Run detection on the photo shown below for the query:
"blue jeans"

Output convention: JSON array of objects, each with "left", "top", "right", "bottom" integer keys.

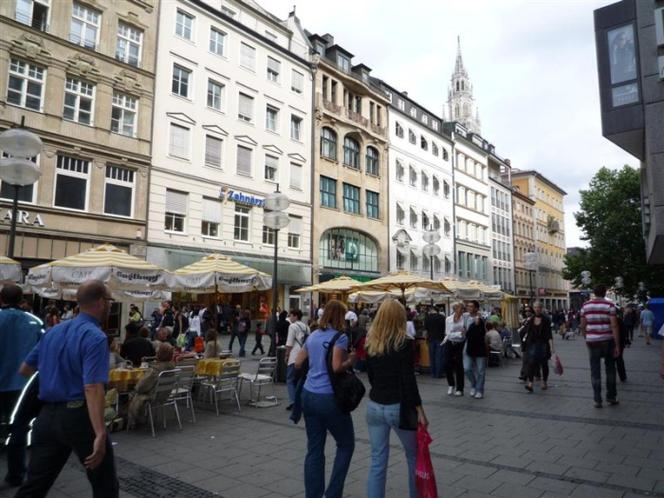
[
  {"left": 286, "top": 364, "right": 296, "bottom": 404},
  {"left": 428, "top": 340, "right": 445, "bottom": 378},
  {"left": 463, "top": 354, "right": 487, "bottom": 394},
  {"left": 302, "top": 389, "right": 355, "bottom": 498},
  {"left": 366, "top": 400, "right": 417, "bottom": 498}
]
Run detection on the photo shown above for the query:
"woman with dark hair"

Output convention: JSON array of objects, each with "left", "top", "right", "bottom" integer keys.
[
  {"left": 524, "top": 301, "right": 554, "bottom": 392},
  {"left": 276, "top": 310, "right": 290, "bottom": 347},
  {"left": 294, "top": 300, "right": 356, "bottom": 498},
  {"left": 203, "top": 329, "right": 223, "bottom": 359}
]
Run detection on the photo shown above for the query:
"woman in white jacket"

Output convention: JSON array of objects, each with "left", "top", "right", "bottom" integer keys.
[{"left": 444, "top": 302, "right": 467, "bottom": 396}]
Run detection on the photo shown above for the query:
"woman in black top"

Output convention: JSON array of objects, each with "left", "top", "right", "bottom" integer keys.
[
  {"left": 365, "top": 299, "right": 428, "bottom": 498},
  {"left": 524, "top": 301, "right": 554, "bottom": 392}
]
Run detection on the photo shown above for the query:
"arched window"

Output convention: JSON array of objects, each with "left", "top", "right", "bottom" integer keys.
[
  {"left": 396, "top": 159, "right": 404, "bottom": 182},
  {"left": 409, "top": 207, "right": 417, "bottom": 228},
  {"left": 433, "top": 215, "right": 441, "bottom": 231},
  {"left": 421, "top": 172, "right": 429, "bottom": 192},
  {"left": 461, "top": 80, "right": 465, "bottom": 91},
  {"left": 395, "top": 122, "right": 404, "bottom": 138},
  {"left": 432, "top": 176, "right": 440, "bottom": 196},
  {"left": 443, "top": 180, "right": 450, "bottom": 199},
  {"left": 445, "top": 256, "right": 452, "bottom": 274},
  {"left": 444, "top": 218, "right": 451, "bottom": 237},
  {"left": 420, "top": 136, "right": 428, "bottom": 151},
  {"left": 454, "top": 105, "right": 459, "bottom": 118},
  {"left": 319, "top": 228, "right": 379, "bottom": 273},
  {"left": 409, "top": 165, "right": 417, "bottom": 187},
  {"left": 432, "top": 142, "right": 439, "bottom": 156},
  {"left": 408, "top": 129, "right": 416, "bottom": 144},
  {"left": 396, "top": 204, "right": 405, "bottom": 224},
  {"left": 434, "top": 256, "right": 442, "bottom": 274},
  {"left": 455, "top": 81, "right": 459, "bottom": 91},
  {"left": 443, "top": 149, "right": 449, "bottom": 161},
  {"left": 366, "top": 146, "right": 379, "bottom": 176},
  {"left": 343, "top": 135, "right": 359, "bottom": 169},
  {"left": 320, "top": 127, "right": 337, "bottom": 160},
  {"left": 421, "top": 211, "right": 429, "bottom": 230}
]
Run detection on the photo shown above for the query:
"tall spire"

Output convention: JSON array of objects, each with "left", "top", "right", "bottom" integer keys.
[
  {"left": 446, "top": 35, "right": 481, "bottom": 134},
  {"left": 455, "top": 36, "right": 466, "bottom": 74}
]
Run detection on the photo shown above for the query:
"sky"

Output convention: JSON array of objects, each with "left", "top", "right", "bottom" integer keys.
[{"left": 268, "top": 0, "right": 638, "bottom": 248}]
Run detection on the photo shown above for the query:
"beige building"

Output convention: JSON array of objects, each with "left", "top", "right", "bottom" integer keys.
[
  {"left": 0, "top": 0, "right": 156, "bottom": 276},
  {"left": 308, "top": 33, "right": 390, "bottom": 284},
  {"left": 511, "top": 188, "right": 536, "bottom": 303}
]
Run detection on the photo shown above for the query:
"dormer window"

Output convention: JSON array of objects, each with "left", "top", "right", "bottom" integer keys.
[
  {"left": 315, "top": 42, "right": 326, "bottom": 56},
  {"left": 398, "top": 99, "right": 405, "bottom": 111},
  {"left": 337, "top": 54, "right": 350, "bottom": 72},
  {"left": 409, "top": 107, "right": 417, "bottom": 118}
]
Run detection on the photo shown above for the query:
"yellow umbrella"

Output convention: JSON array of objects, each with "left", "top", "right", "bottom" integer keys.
[
  {"left": 296, "top": 276, "right": 361, "bottom": 294},
  {"left": 0, "top": 256, "right": 22, "bottom": 283},
  {"left": 440, "top": 278, "right": 482, "bottom": 299},
  {"left": 352, "top": 271, "right": 451, "bottom": 301},
  {"left": 171, "top": 253, "right": 271, "bottom": 294}
]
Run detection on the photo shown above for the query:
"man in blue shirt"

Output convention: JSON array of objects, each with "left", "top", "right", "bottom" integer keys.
[
  {"left": 0, "top": 284, "right": 43, "bottom": 486},
  {"left": 15, "top": 280, "right": 119, "bottom": 498}
]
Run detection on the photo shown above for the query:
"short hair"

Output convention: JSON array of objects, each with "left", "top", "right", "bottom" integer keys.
[
  {"left": 470, "top": 300, "right": 480, "bottom": 310},
  {"left": 138, "top": 326, "right": 150, "bottom": 338},
  {"left": 156, "top": 342, "right": 173, "bottom": 362},
  {"left": 77, "top": 280, "right": 112, "bottom": 306},
  {"left": 486, "top": 322, "right": 495, "bottom": 330},
  {"left": 0, "top": 284, "right": 23, "bottom": 306},
  {"left": 289, "top": 309, "right": 303, "bottom": 320},
  {"left": 593, "top": 284, "right": 607, "bottom": 298},
  {"left": 125, "top": 322, "right": 139, "bottom": 337},
  {"left": 319, "top": 300, "right": 347, "bottom": 331}
]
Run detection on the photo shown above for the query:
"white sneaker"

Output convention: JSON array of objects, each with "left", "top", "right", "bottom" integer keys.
[
  {"left": 474, "top": 392, "right": 483, "bottom": 399},
  {"left": 454, "top": 391, "right": 463, "bottom": 396},
  {"left": 447, "top": 386, "right": 454, "bottom": 396},
  {"left": 470, "top": 388, "right": 476, "bottom": 397}
]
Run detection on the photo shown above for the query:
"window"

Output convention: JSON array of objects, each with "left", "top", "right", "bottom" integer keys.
[
  {"left": 7, "top": 58, "right": 45, "bottom": 111},
  {"left": 444, "top": 181, "right": 450, "bottom": 199},
  {"left": 291, "top": 70, "right": 304, "bottom": 94},
  {"left": 433, "top": 215, "right": 441, "bottom": 231},
  {"left": 54, "top": 155, "right": 89, "bottom": 211},
  {"left": 396, "top": 160, "right": 404, "bottom": 182},
  {"left": 262, "top": 225, "right": 276, "bottom": 245},
  {"left": 267, "top": 57, "right": 280, "bottom": 82},
  {"left": 395, "top": 122, "right": 404, "bottom": 138},
  {"left": 443, "top": 149, "right": 449, "bottom": 161},
  {"left": 320, "top": 127, "right": 337, "bottom": 160},
  {"left": 409, "top": 166, "right": 417, "bottom": 187},
  {"left": 396, "top": 204, "right": 405, "bottom": 224},
  {"left": 63, "top": 77, "right": 94, "bottom": 125},
  {"left": 397, "top": 251, "right": 405, "bottom": 270},
  {"left": 265, "top": 105, "right": 279, "bottom": 131},
  {"left": 366, "top": 190, "right": 379, "bottom": 219},
  {"left": 175, "top": 9, "right": 193, "bottom": 40},
  {"left": 104, "top": 165, "right": 134, "bottom": 217},
  {"left": 408, "top": 129, "right": 416, "bottom": 144},
  {"left": 343, "top": 136, "right": 359, "bottom": 169},
  {"left": 0, "top": 154, "right": 37, "bottom": 203},
  {"left": 207, "top": 79, "right": 224, "bottom": 110},
  {"left": 236, "top": 145, "right": 252, "bottom": 176},
  {"left": 288, "top": 216, "right": 302, "bottom": 248},
  {"left": 116, "top": 22, "right": 142, "bottom": 66},
  {"left": 111, "top": 91, "right": 137, "bottom": 136},
  {"left": 70, "top": 2, "right": 100, "bottom": 49},
  {"left": 290, "top": 115, "right": 302, "bottom": 141},
  {"left": 337, "top": 54, "right": 350, "bottom": 72},
  {"left": 422, "top": 211, "right": 430, "bottom": 230},
  {"left": 209, "top": 27, "right": 225, "bottom": 56},
  {"left": 398, "top": 99, "right": 405, "bottom": 111},
  {"left": 201, "top": 197, "right": 221, "bottom": 237},
  {"left": 169, "top": 123, "right": 189, "bottom": 159},
  {"left": 421, "top": 173, "right": 429, "bottom": 192},
  {"left": 233, "top": 205, "right": 250, "bottom": 241},
  {"left": 221, "top": 5, "right": 236, "bottom": 17},
  {"left": 432, "top": 143, "right": 439, "bottom": 156},
  {"left": 410, "top": 207, "right": 417, "bottom": 228},
  {"left": 421, "top": 136, "right": 428, "bottom": 151},
  {"left": 240, "top": 43, "right": 256, "bottom": 70},
  {"left": 290, "top": 162, "right": 302, "bottom": 190},
  {"left": 264, "top": 154, "right": 278, "bottom": 182},
  {"left": 410, "top": 107, "right": 417, "bottom": 118},
  {"left": 432, "top": 176, "right": 440, "bottom": 196},
  {"left": 365, "top": 147, "right": 379, "bottom": 176},
  {"left": 204, "top": 135, "right": 222, "bottom": 168},
  {"left": 319, "top": 228, "right": 378, "bottom": 272},
  {"left": 172, "top": 64, "right": 191, "bottom": 98},
  {"left": 411, "top": 251, "right": 419, "bottom": 271},
  {"left": 15, "top": 0, "right": 49, "bottom": 31},
  {"left": 238, "top": 93, "right": 254, "bottom": 122},
  {"left": 165, "top": 189, "right": 187, "bottom": 232},
  {"left": 320, "top": 176, "right": 337, "bottom": 208}
]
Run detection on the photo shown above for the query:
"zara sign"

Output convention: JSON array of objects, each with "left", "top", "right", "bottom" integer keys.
[{"left": 2, "top": 209, "right": 45, "bottom": 227}]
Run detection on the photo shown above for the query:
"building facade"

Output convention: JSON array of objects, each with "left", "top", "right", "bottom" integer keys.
[
  {"left": 510, "top": 187, "right": 536, "bottom": 303},
  {"left": 308, "top": 33, "right": 389, "bottom": 284},
  {"left": 147, "top": 0, "right": 313, "bottom": 311},
  {"left": 0, "top": 0, "right": 156, "bottom": 271},
  {"left": 378, "top": 82, "right": 454, "bottom": 278},
  {"left": 446, "top": 37, "right": 481, "bottom": 134},
  {"left": 511, "top": 170, "right": 568, "bottom": 310},
  {"left": 489, "top": 156, "right": 514, "bottom": 293}
]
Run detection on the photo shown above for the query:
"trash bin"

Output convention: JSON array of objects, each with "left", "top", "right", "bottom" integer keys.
[{"left": 275, "top": 345, "right": 287, "bottom": 383}]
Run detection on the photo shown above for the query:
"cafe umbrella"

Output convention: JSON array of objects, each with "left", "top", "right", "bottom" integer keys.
[
  {"left": 351, "top": 271, "right": 451, "bottom": 302},
  {"left": 0, "top": 256, "right": 22, "bottom": 284}
]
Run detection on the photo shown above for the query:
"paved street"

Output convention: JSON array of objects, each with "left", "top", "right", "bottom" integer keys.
[{"left": 1, "top": 335, "right": 663, "bottom": 498}]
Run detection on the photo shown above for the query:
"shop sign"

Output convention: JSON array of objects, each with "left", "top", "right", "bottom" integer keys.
[
  {"left": 219, "top": 186, "right": 264, "bottom": 208},
  {"left": 2, "top": 209, "right": 45, "bottom": 227}
]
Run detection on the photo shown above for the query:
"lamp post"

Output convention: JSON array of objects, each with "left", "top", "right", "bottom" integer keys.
[
  {"left": 422, "top": 226, "right": 441, "bottom": 306},
  {"left": 263, "top": 186, "right": 290, "bottom": 356},
  {"left": 614, "top": 276, "right": 624, "bottom": 306},
  {"left": 525, "top": 251, "right": 538, "bottom": 306},
  {"left": 581, "top": 270, "right": 592, "bottom": 304},
  {"left": 0, "top": 121, "right": 43, "bottom": 259}
]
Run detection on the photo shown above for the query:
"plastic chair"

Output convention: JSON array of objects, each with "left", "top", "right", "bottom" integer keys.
[
  {"left": 170, "top": 365, "right": 196, "bottom": 423},
  {"left": 239, "top": 357, "right": 278, "bottom": 406}
]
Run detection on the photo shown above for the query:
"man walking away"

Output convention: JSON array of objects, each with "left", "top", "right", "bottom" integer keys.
[
  {"left": 0, "top": 284, "right": 43, "bottom": 487},
  {"left": 580, "top": 284, "right": 621, "bottom": 408},
  {"left": 640, "top": 303, "right": 655, "bottom": 346},
  {"left": 16, "top": 280, "right": 119, "bottom": 497},
  {"left": 424, "top": 307, "right": 446, "bottom": 378}
]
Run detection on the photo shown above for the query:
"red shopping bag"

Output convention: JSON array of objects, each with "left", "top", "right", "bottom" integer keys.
[
  {"left": 416, "top": 424, "right": 438, "bottom": 498},
  {"left": 554, "top": 354, "right": 564, "bottom": 376}
]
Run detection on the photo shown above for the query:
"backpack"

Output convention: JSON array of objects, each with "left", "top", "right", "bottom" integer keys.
[{"left": 325, "top": 332, "right": 365, "bottom": 413}]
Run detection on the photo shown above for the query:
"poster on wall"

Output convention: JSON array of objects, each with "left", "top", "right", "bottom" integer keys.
[
  {"left": 607, "top": 24, "right": 637, "bottom": 85},
  {"left": 327, "top": 233, "right": 359, "bottom": 262}
]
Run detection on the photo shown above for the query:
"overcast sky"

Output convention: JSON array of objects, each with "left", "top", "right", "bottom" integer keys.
[{"left": 269, "top": 0, "right": 637, "bottom": 247}]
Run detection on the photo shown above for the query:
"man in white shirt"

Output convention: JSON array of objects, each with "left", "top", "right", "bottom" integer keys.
[{"left": 285, "top": 309, "right": 309, "bottom": 410}]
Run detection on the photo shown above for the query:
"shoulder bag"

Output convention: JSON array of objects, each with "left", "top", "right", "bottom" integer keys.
[{"left": 326, "top": 331, "right": 365, "bottom": 413}]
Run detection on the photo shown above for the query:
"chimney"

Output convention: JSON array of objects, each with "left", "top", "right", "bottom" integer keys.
[
  {"left": 402, "top": 91, "right": 408, "bottom": 97},
  {"left": 504, "top": 158, "right": 511, "bottom": 166},
  {"left": 322, "top": 33, "right": 334, "bottom": 45}
]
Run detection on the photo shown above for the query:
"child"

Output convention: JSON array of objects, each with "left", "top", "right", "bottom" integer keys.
[{"left": 252, "top": 321, "right": 265, "bottom": 355}]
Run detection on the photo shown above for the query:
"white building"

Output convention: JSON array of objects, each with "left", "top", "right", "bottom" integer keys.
[
  {"left": 147, "top": 0, "right": 313, "bottom": 311},
  {"left": 378, "top": 82, "right": 455, "bottom": 278},
  {"left": 489, "top": 157, "right": 515, "bottom": 293}
]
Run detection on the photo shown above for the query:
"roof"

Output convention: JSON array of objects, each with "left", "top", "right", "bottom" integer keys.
[
  {"left": 511, "top": 170, "right": 567, "bottom": 196},
  {"left": 512, "top": 188, "right": 535, "bottom": 205}
]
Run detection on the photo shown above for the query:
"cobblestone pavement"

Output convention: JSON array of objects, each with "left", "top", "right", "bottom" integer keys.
[{"left": 1, "top": 335, "right": 663, "bottom": 498}]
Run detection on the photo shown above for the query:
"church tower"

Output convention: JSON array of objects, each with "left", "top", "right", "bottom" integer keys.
[{"left": 446, "top": 36, "right": 481, "bottom": 134}]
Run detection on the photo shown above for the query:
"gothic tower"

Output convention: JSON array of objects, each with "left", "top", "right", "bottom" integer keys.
[{"left": 446, "top": 36, "right": 481, "bottom": 134}]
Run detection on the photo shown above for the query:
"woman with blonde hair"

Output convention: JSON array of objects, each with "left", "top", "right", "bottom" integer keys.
[
  {"left": 365, "top": 299, "right": 428, "bottom": 498},
  {"left": 294, "top": 299, "right": 356, "bottom": 498}
]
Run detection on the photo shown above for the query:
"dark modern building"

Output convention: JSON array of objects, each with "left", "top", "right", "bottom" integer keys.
[{"left": 594, "top": 0, "right": 664, "bottom": 264}]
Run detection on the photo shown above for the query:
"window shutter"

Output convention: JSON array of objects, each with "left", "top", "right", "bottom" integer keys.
[
  {"left": 290, "top": 162, "right": 302, "bottom": 189},
  {"left": 237, "top": 146, "right": 252, "bottom": 175},
  {"left": 202, "top": 198, "right": 222, "bottom": 223},
  {"left": 239, "top": 93, "right": 253, "bottom": 118},
  {"left": 267, "top": 57, "right": 280, "bottom": 72},
  {"left": 292, "top": 70, "right": 303, "bottom": 92},
  {"left": 288, "top": 215, "right": 302, "bottom": 234},
  {"left": 166, "top": 189, "right": 187, "bottom": 214},
  {"left": 205, "top": 135, "right": 222, "bottom": 168},
  {"left": 169, "top": 124, "right": 189, "bottom": 158}
]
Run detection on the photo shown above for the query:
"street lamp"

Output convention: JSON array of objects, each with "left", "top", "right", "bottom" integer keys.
[
  {"left": 263, "top": 186, "right": 289, "bottom": 356},
  {"left": 614, "top": 276, "right": 624, "bottom": 305},
  {"left": 525, "top": 251, "right": 538, "bottom": 305},
  {"left": 422, "top": 226, "right": 441, "bottom": 281},
  {"left": 0, "top": 121, "right": 42, "bottom": 259}
]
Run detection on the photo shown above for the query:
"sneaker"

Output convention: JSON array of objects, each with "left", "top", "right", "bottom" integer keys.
[
  {"left": 454, "top": 391, "right": 463, "bottom": 396},
  {"left": 607, "top": 399, "right": 619, "bottom": 406},
  {"left": 470, "top": 388, "right": 477, "bottom": 397},
  {"left": 474, "top": 392, "right": 483, "bottom": 399},
  {"left": 594, "top": 401, "right": 603, "bottom": 408},
  {"left": 447, "top": 386, "right": 454, "bottom": 396}
]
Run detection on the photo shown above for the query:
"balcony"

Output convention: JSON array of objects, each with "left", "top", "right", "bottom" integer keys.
[
  {"left": 347, "top": 108, "right": 368, "bottom": 128},
  {"left": 317, "top": 94, "right": 386, "bottom": 138},
  {"left": 322, "top": 99, "right": 341, "bottom": 115}
]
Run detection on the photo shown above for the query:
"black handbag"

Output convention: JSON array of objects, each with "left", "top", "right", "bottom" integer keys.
[{"left": 326, "top": 332, "right": 366, "bottom": 413}]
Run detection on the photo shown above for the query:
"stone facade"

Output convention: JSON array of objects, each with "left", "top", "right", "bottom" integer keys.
[{"left": 510, "top": 187, "right": 536, "bottom": 302}]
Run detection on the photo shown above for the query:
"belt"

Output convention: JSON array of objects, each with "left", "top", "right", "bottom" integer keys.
[{"left": 46, "top": 400, "right": 86, "bottom": 409}]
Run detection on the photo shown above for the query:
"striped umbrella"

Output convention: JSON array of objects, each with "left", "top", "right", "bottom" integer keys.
[
  {"left": 351, "top": 271, "right": 451, "bottom": 302},
  {"left": 171, "top": 253, "right": 271, "bottom": 294},
  {"left": 0, "top": 256, "right": 22, "bottom": 283}
]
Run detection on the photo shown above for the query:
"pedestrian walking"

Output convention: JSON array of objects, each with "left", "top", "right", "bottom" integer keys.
[
  {"left": 463, "top": 300, "right": 487, "bottom": 399},
  {"left": 285, "top": 309, "right": 309, "bottom": 410},
  {"left": 16, "top": 280, "right": 119, "bottom": 497},
  {"left": 523, "top": 301, "right": 554, "bottom": 393},
  {"left": 580, "top": 284, "right": 621, "bottom": 408},
  {"left": 518, "top": 306, "right": 534, "bottom": 381},
  {"left": 444, "top": 302, "right": 466, "bottom": 396},
  {"left": 424, "top": 306, "right": 446, "bottom": 379},
  {"left": 364, "top": 299, "right": 428, "bottom": 498},
  {"left": 251, "top": 321, "right": 265, "bottom": 355},
  {"left": 0, "top": 284, "right": 44, "bottom": 487},
  {"left": 294, "top": 300, "right": 356, "bottom": 498},
  {"left": 623, "top": 306, "right": 636, "bottom": 343},
  {"left": 640, "top": 303, "right": 655, "bottom": 345},
  {"left": 616, "top": 310, "right": 630, "bottom": 382}
]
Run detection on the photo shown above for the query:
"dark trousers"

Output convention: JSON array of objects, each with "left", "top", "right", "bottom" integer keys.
[
  {"left": 15, "top": 403, "right": 119, "bottom": 498},
  {"left": 252, "top": 334, "right": 265, "bottom": 355},
  {"left": 616, "top": 350, "right": 627, "bottom": 382},
  {"left": 588, "top": 340, "right": 617, "bottom": 403},
  {"left": 526, "top": 345, "right": 549, "bottom": 383},
  {"left": 445, "top": 342, "right": 465, "bottom": 392},
  {"left": 429, "top": 340, "right": 445, "bottom": 378}
]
